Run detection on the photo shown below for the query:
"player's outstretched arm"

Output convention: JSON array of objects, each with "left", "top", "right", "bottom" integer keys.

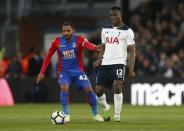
[
  {"left": 36, "top": 39, "right": 57, "bottom": 83},
  {"left": 127, "top": 44, "right": 136, "bottom": 79},
  {"left": 82, "top": 41, "right": 97, "bottom": 51}
]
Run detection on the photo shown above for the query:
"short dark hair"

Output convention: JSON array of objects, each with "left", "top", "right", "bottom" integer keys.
[
  {"left": 110, "top": 6, "right": 122, "bottom": 12},
  {"left": 63, "top": 21, "right": 74, "bottom": 28}
]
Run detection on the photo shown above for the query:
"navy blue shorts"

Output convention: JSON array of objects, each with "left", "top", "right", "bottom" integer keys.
[{"left": 96, "top": 64, "right": 126, "bottom": 88}]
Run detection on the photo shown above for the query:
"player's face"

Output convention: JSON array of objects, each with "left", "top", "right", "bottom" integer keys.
[
  {"left": 62, "top": 25, "right": 74, "bottom": 41},
  {"left": 110, "top": 10, "right": 122, "bottom": 26}
]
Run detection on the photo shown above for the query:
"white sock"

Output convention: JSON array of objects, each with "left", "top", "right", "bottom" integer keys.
[
  {"left": 114, "top": 93, "right": 123, "bottom": 116},
  {"left": 97, "top": 94, "right": 109, "bottom": 111}
]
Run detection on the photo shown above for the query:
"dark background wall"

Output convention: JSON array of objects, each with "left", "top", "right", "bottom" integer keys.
[
  {"left": 18, "top": 16, "right": 97, "bottom": 54},
  {"left": 6, "top": 77, "right": 184, "bottom": 103}
]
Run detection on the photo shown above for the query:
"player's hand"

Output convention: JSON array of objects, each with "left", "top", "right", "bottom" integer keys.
[
  {"left": 96, "top": 45, "right": 101, "bottom": 52},
  {"left": 93, "top": 59, "right": 102, "bottom": 68},
  {"left": 36, "top": 73, "right": 45, "bottom": 84},
  {"left": 128, "top": 69, "right": 135, "bottom": 80},
  {"left": 96, "top": 44, "right": 105, "bottom": 52}
]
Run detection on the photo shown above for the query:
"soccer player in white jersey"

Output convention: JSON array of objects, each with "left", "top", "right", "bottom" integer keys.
[{"left": 94, "top": 6, "right": 136, "bottom": 122}]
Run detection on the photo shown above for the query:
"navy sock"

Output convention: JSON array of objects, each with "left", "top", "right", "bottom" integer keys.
[
  {"left": 87, "top": 92, "right": 98, "bottom": 116},
  {"left": 60, "top": 92, "right": 69, "bottom": 115}
]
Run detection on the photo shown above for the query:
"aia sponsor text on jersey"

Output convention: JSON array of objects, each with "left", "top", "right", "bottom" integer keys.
[{"left": 105, "top": 37, "right": 119, "bottom": 44}]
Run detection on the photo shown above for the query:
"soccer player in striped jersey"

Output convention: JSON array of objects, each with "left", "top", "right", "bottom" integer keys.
[
  {"left": 36, "top": 22, "right": 104, "bottom": 122},
  {"left": 94, "top": 6, "right": 136, "bottom": 122}
]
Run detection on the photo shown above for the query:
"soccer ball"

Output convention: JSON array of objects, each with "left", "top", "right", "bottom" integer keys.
[{"left": 50, "top": 111, "right": 66, "bottom": 124}]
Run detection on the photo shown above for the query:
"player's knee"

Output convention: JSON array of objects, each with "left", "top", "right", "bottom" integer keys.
[
  {"left": 60, "top": 84, "right": 69, "bottom": 92},
  {"left": 95, "top": 86, "right": 104, "bottom": 97},
  {"left": 114, "top": 80, "right": 123, "bottom": 88},
  {"left": 84, "top": 87, "right": 93, "bottom": 93},
  {"left": 114, "top": 87, "right": 122, "bottom": 94},
  {"left": 113, "top": 81, "right": 123, "bottom": 94}
]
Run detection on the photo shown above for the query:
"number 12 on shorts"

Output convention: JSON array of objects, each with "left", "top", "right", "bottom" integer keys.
[{"left": 116, "top": 69, "right": 123, "bottom": 78}]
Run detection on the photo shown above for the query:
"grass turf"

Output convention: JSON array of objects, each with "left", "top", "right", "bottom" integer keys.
[{"left": 0, "top": 104, "right": 184, "bottom": 131}]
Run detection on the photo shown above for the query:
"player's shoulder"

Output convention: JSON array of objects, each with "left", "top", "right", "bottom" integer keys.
[
  {"left": 76, "top": 34, "right": 85, "bottom": 42},
  {"left": 51, "top": 37, "right": 61, "bottom": 47},
  {"left": 75, "top": 34, "right": 87, "bottom": 44},
  {"left": 76, "top": 34, "right": 84, "bottom": 39},
  {"left": 101, "top": 25, "right": 112, "bottom": 33},
  {"left": 119, "top": 24, "right": 133, "bottom": 31},
  {"left": 120, "top": 25, "right": 135, "bottom": 36},
  {"left": 53, "top": 37, "right": 60, "bottom": 42},
  {"left": 102, "top": 24, "right": 134, "bottom": 31}
]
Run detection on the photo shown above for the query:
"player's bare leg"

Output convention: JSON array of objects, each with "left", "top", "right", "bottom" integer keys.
[
  {"left": 113, "top": 80, "right": 124, "bottom": 122},
  {"left": 83, "top": 87, "right": 104, "bottom": 122},
  {"left": 60, "top": 84, "right": 70, "bottom": 122},
  {"left": 96, "top": 85, "right": 111, "bottom": 121}
]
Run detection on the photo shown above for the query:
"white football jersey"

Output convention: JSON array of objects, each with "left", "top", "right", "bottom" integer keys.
[{"left": 101, "top": 24, "right": 135, "bottom": 65}]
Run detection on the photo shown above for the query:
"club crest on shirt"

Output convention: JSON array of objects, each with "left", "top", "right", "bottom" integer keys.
[{"left": 118, "top": 32, "right": 121, "bottom": 36}]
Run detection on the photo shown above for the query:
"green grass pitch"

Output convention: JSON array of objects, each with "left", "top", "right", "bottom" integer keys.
[{"left": 0, "top": 104, "right": 184, "bottom": 131}]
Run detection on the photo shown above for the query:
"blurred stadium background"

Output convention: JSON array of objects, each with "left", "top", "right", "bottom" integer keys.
[
  {"left": 0, "top": 0, "right": 184, "bottom": 131},
  {"left": 0, "top": 0, "right": 184, "bottom": 105}
]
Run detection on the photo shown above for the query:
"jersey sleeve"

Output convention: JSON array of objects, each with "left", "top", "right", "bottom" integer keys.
[
  {"left": 101, "top": 28, "right": 106, "bottom": 44},
  {"left": 79, "top": 36, "right": 97, "bottom": 51},
  {"left": 126, "top": 29, "right": 135, "bottom": 45},
  {"left": 40, "top": 38, "right": 58, "bottom": 74}
]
